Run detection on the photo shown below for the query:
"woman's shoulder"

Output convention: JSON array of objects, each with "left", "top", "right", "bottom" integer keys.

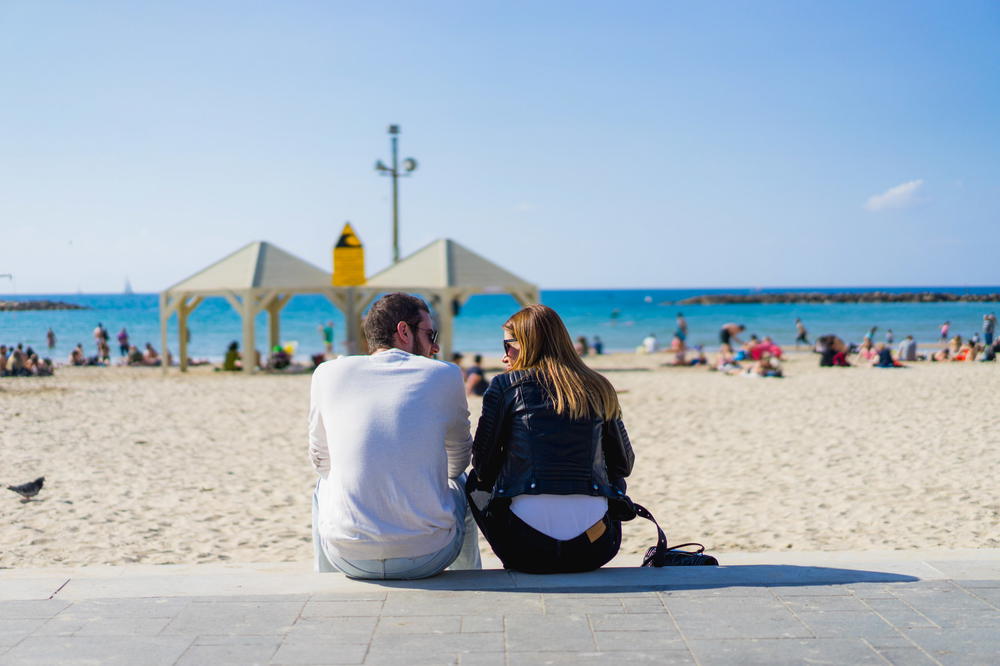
[{"left": 487, "top": 369, "right": 536, "bottom": 391}]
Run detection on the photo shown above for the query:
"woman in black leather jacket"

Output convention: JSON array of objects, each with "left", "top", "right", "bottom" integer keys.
[{"left": 466, "top": 304, "right": 634, "bottom": 574}]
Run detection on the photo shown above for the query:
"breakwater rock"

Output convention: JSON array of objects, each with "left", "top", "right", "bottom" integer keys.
[
  {"left": 676, "top": 292, "right": 1000, "bottom": 305},
  {"left": 0, "top": 300, "right": 89, "bottom": 311}
]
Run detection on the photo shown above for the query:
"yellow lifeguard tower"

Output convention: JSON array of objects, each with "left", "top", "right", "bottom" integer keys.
[{"left": 332, "top": 222, "right": 365, "bottom": 286}]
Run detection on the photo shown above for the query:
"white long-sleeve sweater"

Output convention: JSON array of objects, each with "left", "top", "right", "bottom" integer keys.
[{"left": 309, "top": 349, "right": 473, "bottom": 560}]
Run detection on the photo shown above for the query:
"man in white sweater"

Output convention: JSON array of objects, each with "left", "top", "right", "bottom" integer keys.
[{"left": 309, "top": 292, "right": 481, "bottom": 578}]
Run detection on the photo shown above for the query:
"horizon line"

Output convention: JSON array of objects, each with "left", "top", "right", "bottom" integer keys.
[{"left": 4, "top": 284, "right": 1000, "bottom": 297}]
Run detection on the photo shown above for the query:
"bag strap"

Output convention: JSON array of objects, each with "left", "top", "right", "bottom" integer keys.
[
  {"left": 632, "top": 502, "right": 669, "bottom": 566},
  {"left": 632, "top": 502, "right": 707, "bottom": 567}
]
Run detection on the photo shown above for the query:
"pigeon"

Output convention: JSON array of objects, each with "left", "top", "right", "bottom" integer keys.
[{"left": 7, "top": 477, "right": 44, "bottom": 500}]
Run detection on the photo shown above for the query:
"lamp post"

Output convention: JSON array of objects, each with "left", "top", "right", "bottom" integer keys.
[{"left": 375, "top": 125, "right": 418, "bottom": 264}]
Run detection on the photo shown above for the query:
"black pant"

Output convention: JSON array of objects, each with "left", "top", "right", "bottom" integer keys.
[{"left": 465, "top": 473, "right": 621, "bottom": 574}]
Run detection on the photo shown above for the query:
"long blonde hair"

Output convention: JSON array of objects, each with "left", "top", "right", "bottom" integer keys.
[{"left": 505, "top": 304, "right": 620, "bottom": 421}]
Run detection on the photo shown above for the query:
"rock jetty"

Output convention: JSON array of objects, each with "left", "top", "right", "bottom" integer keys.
[
  {"left": 676, "top": 292, "right": 1000, "bottom": 305},
  {"left": 0, "top": 300, "right": 88, "bottom": 311}
]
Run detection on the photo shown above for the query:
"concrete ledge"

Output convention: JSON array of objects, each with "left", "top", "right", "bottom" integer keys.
[{"left": 2, "top": 550, "right": 999, "bottom": 601}]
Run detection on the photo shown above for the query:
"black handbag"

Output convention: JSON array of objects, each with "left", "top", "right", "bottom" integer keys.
[{"left": 610, "top": 494, "right": 719, "bottom": 567}]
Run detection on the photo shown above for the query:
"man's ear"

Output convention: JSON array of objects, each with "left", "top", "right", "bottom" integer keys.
[{"left": 395, "top": 321, "right": 411, "bottom": 348}]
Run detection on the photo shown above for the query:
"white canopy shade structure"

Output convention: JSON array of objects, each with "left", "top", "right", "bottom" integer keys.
[
  {"left": 159, "top": 241, "right": 365, "bottom": 372},
  {"left": 359, "top": 238, "right": 539, "bottom": 359},
  {"left": 160, "top": 238, "right": 538, "bottom": 371}
]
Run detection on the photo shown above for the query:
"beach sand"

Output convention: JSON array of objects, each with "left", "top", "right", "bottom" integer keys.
[{"left": 2, "top": 353, "right": 998, "bottom": 568}]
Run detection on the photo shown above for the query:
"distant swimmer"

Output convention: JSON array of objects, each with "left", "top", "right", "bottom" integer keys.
[
  {"left": 610, "top": 308, "right": 621, "bottom": 319},
  {"left": 719, "top": 323, "right": 745, "bottom": 347},
  {"left": 675, "top": 313, "right": 688, "bottom": 343},
  {"left": 794, "top": 318, "right": 809, "bottom": 348}
]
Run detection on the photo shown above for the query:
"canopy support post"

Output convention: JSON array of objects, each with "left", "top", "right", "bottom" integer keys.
[
  {"left": 159, "top": 292, "right": 170, "bottom": 375},
  {"left": 242, "top": 290, "right": 257, "bottom": 373}
]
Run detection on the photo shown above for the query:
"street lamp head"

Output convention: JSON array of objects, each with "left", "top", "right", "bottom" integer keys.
[
  {"left": 375, "top": 160, "right": 389, "bottom": 172},
  {"left": 402, "top": 157, "right": 418, "bottom": 172},
  {"left": 388, "top": 125, "right": 400, "bottom": 135}
]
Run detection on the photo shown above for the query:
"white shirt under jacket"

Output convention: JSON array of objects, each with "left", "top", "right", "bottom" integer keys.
[{"left": 309, "top": 349, "right": 473, "bottom": 561}]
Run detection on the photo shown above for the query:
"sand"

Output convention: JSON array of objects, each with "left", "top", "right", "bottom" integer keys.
[{"left": 2, "top": 353, "right": 998, "bottom": 568}]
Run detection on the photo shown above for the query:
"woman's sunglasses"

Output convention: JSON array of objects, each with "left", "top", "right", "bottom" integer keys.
[{"left": 503, "top": 338, "right": 517, "bottom": 355}]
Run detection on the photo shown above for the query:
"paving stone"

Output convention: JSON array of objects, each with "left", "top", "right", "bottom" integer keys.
[
  {"left": 0, "top": 599, "right": 70, "bottom": 619},
  {"left": 361, "top": 652, "right": 456, "bottom": 665},
  {"left": 508, "top": 650, "right": 694, "bottom": 664},
  {"left": 376, "top": 615, "right": 462, "bottom": 634},
  {"left": 841, "top": 583, "right": 905, "bottom": 599},
  {"left": 310, "top": 591, "right": 388, "bottom": 601},
  {"left": 543, "top": 597, "right": 623, "bottom": 614},
  {"left": 505, "top": 615, "right": 594, "bottom": 652},
  {"left": 284, "top": 617, "right": 377, "bottom": 643},
  {"left": 687, "top": 637, "right": 885, "bottom": 665},
  {"left": 664, "top": 596, "right": 811, "bottom": 640},
  {"left": 0, "top": 635, "right": 194, "bottom": 666},
  {"left": 593, "top": 630, "right": 684, "bottom": 650},
  {"left": 175, "top": 636, "right": 282, "bottom": 665},
  {"left": 893, "top": 583, "right": 997, "bottom": 611},
  {"left": 864, "top": 634, "right": 920, "bottom": 649},
  {"left": 545, "top": 599, "right": 626, "bottom": 617},
  {"left": 185, "top": 594, "right": 311, "bottom": 603},
  {"left": 908, "top": 607, "right": 1000, "bottom": 629},
  {"left": 300, "top": 600, "right": 383, "bottom": 618},
  {"left": 460, "top": 616, "right": 502, "bottom": 633},
  {"left": 0, "top": 619, "right": 47, "bottom": 647},
  {"left": 873, "top": 646, "right": 941, "bottom": 666},
  {"left": 964, "top": 586, "right": 1000, "bottom": 607},
  {"left": 863, "top": 598, "right": 938, "bottom": 629},
  {"left": 269, "top": 639, "right": 367, "bottom": 665},
  {"left": 794, "top": 610, "right": 900, "bottom": 640},
  {"left": 954, "top": 579, "right": 1000, "bottom": 589},
  {"left": 382, "top": 591, "right": 542, "bottom": 616},
  {"left": 53, "top": 597, "right": 190, "bottom": 619},
  {"left": 194, "top": 635, "right": 285, "bottom": 646},
  {"left": 903, "top": 626, "right": 1000, "bottom": 665},
  {"left": 588, "top": 612, "right": 674, "bottom": 632},
  {"left": 368, "top": 632, "right": 502, "bottom": 655},
  {"left": 161, "top": 601, "right": 305, "bottom": 636},
  {"left": 622, "top": 597, "right": 665, "bottom": 613},
  {"left": 542, "top": 592, "right": 659, "bottom": 599},
  {"left": 34, "top": 615, "right": 172, "bottom": 637},
  {"left": 457, "top": 652, "right": 505, "bottom": 665},
  {"left": 658, "top": 586, "right": 776, "bottom": 598},
  {"left": 766, "top": 585, "right": 853, "bottom": 597},
  {"left": 777, "top": 595, "right": 870, "bottom": 612}
]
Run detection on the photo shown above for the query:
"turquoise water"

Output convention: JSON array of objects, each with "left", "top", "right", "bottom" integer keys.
[{"left": 1, "top": 288, "right": 997, "bottom": 361}]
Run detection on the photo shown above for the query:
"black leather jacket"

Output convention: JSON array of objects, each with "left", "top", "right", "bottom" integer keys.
[{"left": 471, "top": 370, "right": 634, "bottom": 501}]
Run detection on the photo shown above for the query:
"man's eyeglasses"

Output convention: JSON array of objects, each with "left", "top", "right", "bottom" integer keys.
[
  {"left": 503, "top": 338, "right": 517, "bottom": 355},
  {"left": 418, "top": 327, "right": 439, "bottom": 345}
]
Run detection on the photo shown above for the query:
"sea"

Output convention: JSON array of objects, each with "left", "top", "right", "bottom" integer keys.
[{"left": 1, "top": 288, "right": 998, "bottom": 362}]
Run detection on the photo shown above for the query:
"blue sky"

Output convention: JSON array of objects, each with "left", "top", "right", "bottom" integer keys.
[{"left": 1, "top": 1, "right": 998, "bottom": 292}]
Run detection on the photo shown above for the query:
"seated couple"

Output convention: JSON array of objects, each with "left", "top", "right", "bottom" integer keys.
[{"left": 309, "top": 293, "right": 634, "bottom": 579}]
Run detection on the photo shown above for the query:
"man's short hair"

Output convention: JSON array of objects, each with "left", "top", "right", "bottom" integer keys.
[{"left": 364, "top": 292, "right": 430, "bottom": 351}]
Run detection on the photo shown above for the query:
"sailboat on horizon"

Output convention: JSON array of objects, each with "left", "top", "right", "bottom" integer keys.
[{"left": 123, "top": 276, "right": 134, "bottom": 295}]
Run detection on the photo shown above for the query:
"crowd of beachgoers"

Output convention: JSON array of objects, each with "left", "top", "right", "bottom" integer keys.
[
  {"left": 0, "top": 323, "right": 169, "bottom": 377},
  {"left": 4, "top": 312, "right": 998, "bottom": 379},
  {"left": 622, "top": 312, "right": 999, "bottom": 377}
]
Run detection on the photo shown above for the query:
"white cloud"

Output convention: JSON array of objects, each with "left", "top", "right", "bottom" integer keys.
[{"left": 864, "top": 179, "right": 924, "bottom": 212}]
